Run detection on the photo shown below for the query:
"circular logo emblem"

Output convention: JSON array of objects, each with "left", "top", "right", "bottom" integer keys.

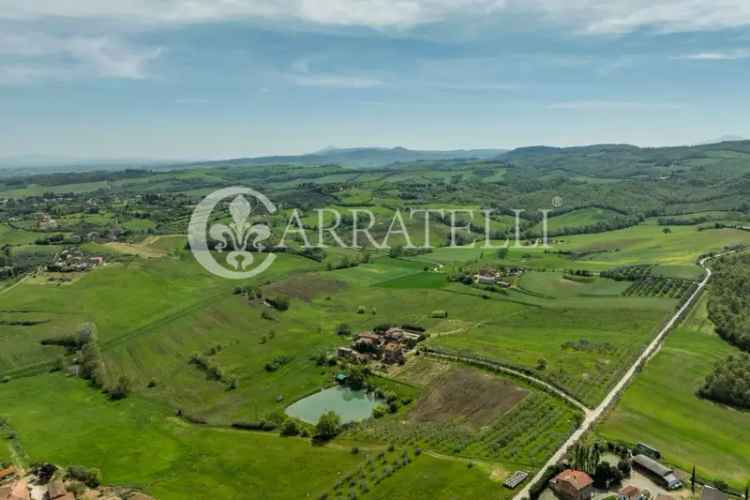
[
  {"left": 552, "top": 196, "right": 563, "bottom": 209},
  {"left": 188, "top": 186, "right": 277, "bottom": 280}
]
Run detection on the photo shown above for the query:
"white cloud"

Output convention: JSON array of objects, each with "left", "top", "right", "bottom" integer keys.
[
  {"left": 0, "top": 32, "right": 162, "bottom": 85},
  {"left": 678, "top": 49, "right": 750, "bottom": 60},
  {"left": 3, "top": 0, "right": 750, "bottom": 34}
]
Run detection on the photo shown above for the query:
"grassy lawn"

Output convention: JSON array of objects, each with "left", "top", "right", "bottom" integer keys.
[
  {"left": 427, "top": 274, "right": 674, "bottom": 407},
  {"left": 597, "top": 295, "right": 750, "bottom": 489},
  {"left": 0, "top": 223, "right": 42, "bottom": 245},
  {"left": 361, "top": 454, "right": 508, "bottom": 500},
  {"left": 0, "top": 252, "right": 320, "bottom": 376},
  {"left": 0, "top": 374, "right": 364, "bottom": 499}
]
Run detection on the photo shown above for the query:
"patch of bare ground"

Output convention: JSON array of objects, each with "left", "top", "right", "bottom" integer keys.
[
  {"left": 105, "top": 239, "right": 167, "bottom": 258},
  {"left": 389, "top": 356, "right": 454, "bottom": 387},
  {"left": 410, "top": 366, "right": 528, "bottom": 430},
  {"left": 262, "top": 274, "right": 347, "bottom": 301}
]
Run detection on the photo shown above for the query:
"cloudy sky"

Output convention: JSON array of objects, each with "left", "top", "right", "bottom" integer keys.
[{"left": 1, "top": 0, "right": 749, "bottom": 159}]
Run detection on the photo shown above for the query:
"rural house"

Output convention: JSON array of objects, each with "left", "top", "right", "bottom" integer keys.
[
  {"left": 618, "top": 485, "right": 642, "bottom": 500},
  {"left": 549, "top": 469, "right": 594, "bottom": 500},
  {"left": 383, "top": 342, "right": 405, "bottom": 364},
  {"left": 632, "top": 455, "right": 682, "bottom": 490}
]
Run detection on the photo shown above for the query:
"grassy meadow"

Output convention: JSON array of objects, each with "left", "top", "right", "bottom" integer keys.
[{"left": 597, "top": 295, "right": 750, "bottom": 489}]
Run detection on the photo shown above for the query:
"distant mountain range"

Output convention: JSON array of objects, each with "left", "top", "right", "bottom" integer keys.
[
  {"left": 2, "top": 138, "right": 749, "bottom": 177},
  {"left": 178, "top": 147, "right": 508, "bottom": 170}
]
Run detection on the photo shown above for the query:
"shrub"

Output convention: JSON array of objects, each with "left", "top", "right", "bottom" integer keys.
[
  {"left": 66, "top": 466, "right": 101, "bottom": 488},
  {"left": 106, "top": 376, "right": 131, "bottom": 400},
  {"left": 265, "top": 355, "right": 292, "bottom": 372},
  {"left": 268, "top": 295, "right": 290, "bottom": 311},
  {"left": 261, "top": 310, "right": 275, "bottom": 321},
  {"left": 372, "top": 405, "right": 387, "bottom": 419},
  {"left": 431, "top": 310, "right": 448, "bottom": 319},
  {"left": 357, "top": 305, "right": 366, "bottom": 314},
  {"left": 336, "top": 323, "right": 352, "bottom": 336},
  {"left": 315, "top": 411, "right": 341, "bottom": 440},
  {"left": 280, "top": 419, "right": 300, "bottom": 436}
]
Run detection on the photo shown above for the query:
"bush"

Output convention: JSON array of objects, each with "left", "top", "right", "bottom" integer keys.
[
  {"left": 315, "top": 411, "right": 341, "bottom": 440},
  {"left": 357, "top": 305, "right": 366, "bottom": 314},
  {"left": 336, "top": 323, "right": 352, "bottom": 336},
  {"left": 268, "top": 295, "right": 290, "bottom": 311},
  {"left": 107, "top": 375, "right": 131, "bottom": 400},
  {"left": 280, "top": 419, "right": 300, "bottom": 436},
  {"left": 431, "top": 310, "right": 448, "bottom": 319},
  {"left": 261, "top": 310, "right": 276, "bottom": 321},
  {"left": 66, "top": 466, "right": 101, "bottom": 488},
  {"left": 265, "top": 355, "right": 292, "bottom": 372},
  {"left": 372, "top": 405, "right": 387, "bottom": 419}
]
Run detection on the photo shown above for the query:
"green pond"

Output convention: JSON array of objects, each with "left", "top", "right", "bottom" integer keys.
[{"left": 285, "top": 386, "right": 384, "bottom": 424}]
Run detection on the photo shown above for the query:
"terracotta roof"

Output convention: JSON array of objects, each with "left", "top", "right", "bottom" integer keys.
[
  {"left": 619, "top": 485, "right": 641, "bottom": 498},
  {"left": 554, "top": 469, "right": 593, "bottom": 491},
  {"left": 48, "top": 479, "right": 67, "bottom": 499},
  {"left": 5, "top": 479, "right": 30, "bottom": 500},
  {"left": 0, "top": 467, "right": 16, "bottom": 481}
]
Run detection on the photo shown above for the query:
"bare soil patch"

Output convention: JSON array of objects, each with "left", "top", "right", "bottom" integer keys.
[
  {"left": 263, "top": 274, "right": 347, "bottom": 301},
  {"left": 410, "top": 367, "right": 528, "bottom": 429}
]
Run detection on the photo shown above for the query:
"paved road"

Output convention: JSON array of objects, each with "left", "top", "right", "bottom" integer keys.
[{"left": 513, "top": 256, "right": 716, "bottom": 500}]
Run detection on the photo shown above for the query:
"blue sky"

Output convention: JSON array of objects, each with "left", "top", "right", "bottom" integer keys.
[{"left": 1, "top": 1, "right": 749, "bottom": 159}]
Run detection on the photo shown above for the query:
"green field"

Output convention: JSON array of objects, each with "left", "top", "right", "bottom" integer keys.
[
  {"left": 0, "top": 374, "right": 365, "bottom": 499},
  {"left": 597, "top": 295, "right": 750, "bottom": 488},
  {"left": 4, "top": 141, "right": 750, "bottom": 498}
]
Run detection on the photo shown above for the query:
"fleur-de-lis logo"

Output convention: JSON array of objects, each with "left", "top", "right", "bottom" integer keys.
[
  {"left": 188, "top": 187, "right": 277, "bottom": 280},
  {"left": 209, "top": 195, "right": 271, "bottom": 270}
]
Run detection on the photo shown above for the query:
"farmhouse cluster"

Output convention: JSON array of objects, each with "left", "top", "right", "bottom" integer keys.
[
  {"left": 540, "top": 443, "right": 740, "bottom": 500},
  {"left": 337, "top": 327, "right": 424, "bottom": 365},
  {"left": 0, "top": 464, "right": 154, "bottom": 500},
  {"left": 474, "top": 266, "right": 524, "bottom": 287},
  {"left": 47, "top": 249, "right": 104, "bottom": 273}
]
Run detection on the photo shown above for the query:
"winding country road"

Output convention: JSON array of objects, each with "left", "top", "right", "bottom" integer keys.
[{"left": 513, "top": 255, "right": 717, "bottom": 500}]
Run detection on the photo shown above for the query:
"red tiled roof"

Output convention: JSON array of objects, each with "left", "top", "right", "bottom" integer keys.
[
  {"left": 555, "top": 469, "right": 593, "bottom": 491},
  {"left": 620, "top": 485, "right": 641, "bottom": 498},
  {"left": 0, "top": 467, "right": 16, "bottom": 481}
]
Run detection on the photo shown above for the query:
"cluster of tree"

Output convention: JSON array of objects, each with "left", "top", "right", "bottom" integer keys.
[
  {"left": 600, "top": 265, "right": 653, "bottom": 282},
  {"left": 624, "top": 276, "right": 694, "bottom": 299},
  {"left": 698, "top": 353, "right": 750, "bottom": 409},
  {"left": 526, "top": 214, "right": 644, "bottom": 239},
  {"left": 658, "top": 216, "right": 709, "bottom": 226},
  {"left": 571, "top": 444, "right": 630, "bottom": 489},
  {"left": 707, "top": 254, "right": 750, "bottom": 352},
  {"left": 388, "top": 246, "right": 433, "bottom": 258}
]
